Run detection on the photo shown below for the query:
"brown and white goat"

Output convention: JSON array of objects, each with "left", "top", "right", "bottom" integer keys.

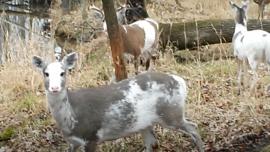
[
  {"left": 104, "top": 18, "right": 159, "bottom": 74},
  {"left": 32, "top": 52, "right": 204, "bottom": 152},
  {"left": 90, "top": 5, "right": 159, "bottom": 74},
  {"left": 120, "top": 18, "right": 159, "bottom": 74}
]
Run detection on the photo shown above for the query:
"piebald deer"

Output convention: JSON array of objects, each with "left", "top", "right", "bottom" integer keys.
[
  {"left": 253, "top": 0, "right": 270, "bottom": 20},
  {"left": 230, "top": 0, "right": 270, "bottom": 94},
  {"left": 32, "top": 52, "right": 204, "bottom": 152}
]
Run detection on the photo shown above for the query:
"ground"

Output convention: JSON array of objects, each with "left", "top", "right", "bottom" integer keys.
[{"left": 1, "top": 0, "right": 270, "bottom": 152}]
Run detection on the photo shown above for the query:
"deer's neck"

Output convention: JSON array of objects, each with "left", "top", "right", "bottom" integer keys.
[
  {"left": 233, "top": 24, "right": 247, "bottom": 43},
  {"left": 234, "top": 23, "right": 247, "bottom": 34},
  {"left": 46, "top": 89, "right": 78, "bottom": 135}
]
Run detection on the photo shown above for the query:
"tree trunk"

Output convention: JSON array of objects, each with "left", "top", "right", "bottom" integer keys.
[
  {"left": 159, "top": 19, "right": 270, "bottom": 51},
  {"left": 102, "top": 0, "right": 127, "bottom": 81}
]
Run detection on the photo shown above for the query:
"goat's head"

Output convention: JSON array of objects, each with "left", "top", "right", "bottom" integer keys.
[
  {"left": 116, "top": 5, "right": 128, "bottom": 25},
  {"left": 32, "top": 52, "right": 78, "bottom": 94},
  {"left": 102, "top": 5, "right": 128, "bottom": 32},
  {"left": 230, "top": 0, "right": 249, "bottom": 26},
  {"left": 89, "top": 5, "right": 105, "bottom": 21},
  {"left": 125, "top": 6, "right": 148, "bottom": 24}
]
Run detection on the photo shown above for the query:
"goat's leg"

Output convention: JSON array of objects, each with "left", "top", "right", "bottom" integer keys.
[
  {"left": 145, "top": 59, "right": 151, "bottom": 71},
  {"left": 258, "top": 3, "right": 264, "bottom": 21},
  {"left": 134, "top": 57, "right": 139, "bottom": 75},
  {"left": 261, "top": 0, "right": 266, "bottom": 20},
  {"left": 84, "top": 141, "right": 97, "bottom": 152},
  {"left": 141, "top": 127, "right": 158, "bottom": 152},
  {"left": 250, "top": 71, "right": 259, "bottom": 93},
  {"left": 258, "top": 5, "right": 262, "bottom": 20},
  {"left": 237, "top": 59, "right": 244, "bottom": 95},
  {"left": 242, "top": 58, "right": 250, "bottom": 90},
  {"left": 248, "top": 58, "right": 258, "bottom": 93}
]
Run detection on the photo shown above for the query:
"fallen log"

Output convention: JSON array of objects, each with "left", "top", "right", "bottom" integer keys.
[
  {"left": 55, "top": 19, "right": 270, "bottom": 52},
  {"left": 159, "top": 19, "right": 270, "bottom": 50}
]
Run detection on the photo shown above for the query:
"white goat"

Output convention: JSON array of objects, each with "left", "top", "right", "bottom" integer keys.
[
  {"left": 230, "top": 0, "right": 270, "bottom": 94},
  {"left": 32, "top": 52, "right": 204, "bottom": 152}
]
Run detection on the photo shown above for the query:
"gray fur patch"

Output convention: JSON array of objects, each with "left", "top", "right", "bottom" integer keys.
[
  {"left": 134, "top": 72, "right": 178, "bottom": 96},
  {"left": 47, "top": 91, "right": 78, "bottom": 136},
  {"left": 156, "top": 98, "right": 183, "bottom": 126},
  {"left": 263, "top": 33, "right": 267, "bottom": 37}
]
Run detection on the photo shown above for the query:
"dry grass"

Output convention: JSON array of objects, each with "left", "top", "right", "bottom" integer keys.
[
  {"left": 1, "top": 0, "right": 270, "bottom": 151},
  {"left": 148, "top": 0, "right": 260, "bottom": 23}
]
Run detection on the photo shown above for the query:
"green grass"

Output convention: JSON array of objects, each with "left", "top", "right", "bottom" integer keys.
[{"left": 0, "top": 126, "right": 15, "bottom": 141}]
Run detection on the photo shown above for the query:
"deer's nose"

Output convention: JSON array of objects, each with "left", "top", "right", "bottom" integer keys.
[{"left": 50, "top": 86, "right": 60, "bottom": 93}]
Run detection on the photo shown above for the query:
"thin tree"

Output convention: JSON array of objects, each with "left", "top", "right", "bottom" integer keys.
[{"left": 102, "top": 0, "right": 127, "bottom": 81}]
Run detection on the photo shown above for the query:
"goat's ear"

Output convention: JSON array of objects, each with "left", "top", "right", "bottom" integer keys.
[
  {"left": 62, "top": 52, "right": 78, "bottom": 70},
  {"left": 32, "top": 56, "right": 46, "bottom": 70}
]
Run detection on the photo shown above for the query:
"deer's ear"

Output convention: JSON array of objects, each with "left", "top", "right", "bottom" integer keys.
[
  {"left": 32, "top": 56, "right": 47, "bottom": 70},
  {"left": 229, "top": 1, "right": 237, "bottom": 11},
  {"left": 241, "top": 0, "right": 249, "bottom": 13},
  {"left": 62, "top": 52, "right": 78, "bottom": 70}
]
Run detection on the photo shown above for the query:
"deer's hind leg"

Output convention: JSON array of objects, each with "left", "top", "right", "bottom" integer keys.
[{"left": 158, "top": 101, "right": 204, "bottom": 152}]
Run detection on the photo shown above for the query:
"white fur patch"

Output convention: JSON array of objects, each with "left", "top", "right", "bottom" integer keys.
[
  {"left": 145, "top": 18, "right": 159, "bottom": 30},
  {"left": 124, "top": 80, "right": 167, "bottom": 132},
  {"left": 131, "top": 19, "right": 157, "bottom": 51},
  {"left": 233, "top": 28, "right": 270, "bottom": 62},
  {"left": 45, "top": 62, "right": 65, "bottom": 92},
  {"left": 170, "top": 74, "right": 187, "bottom": 108}
]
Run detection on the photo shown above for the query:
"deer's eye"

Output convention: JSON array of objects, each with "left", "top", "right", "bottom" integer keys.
[
  {"left": 44, "top": 72, "right": 49, "bottom": 77},
  {"left": 60, "top": 72, "right": 65, "bottom": 77}
]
